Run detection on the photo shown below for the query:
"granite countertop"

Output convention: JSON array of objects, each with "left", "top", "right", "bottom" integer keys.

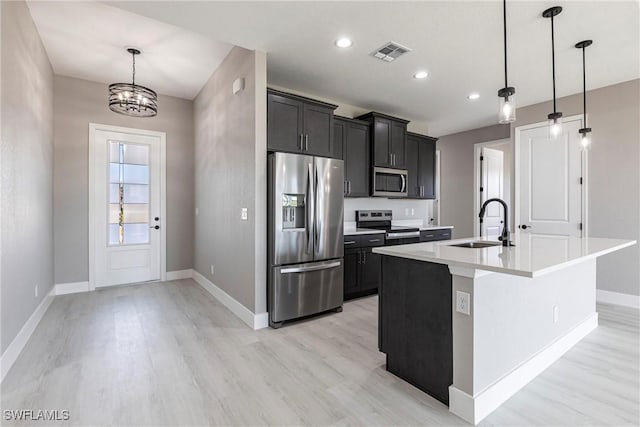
[{"left": 372, "top": 234, "right": 636, "bottom": 278}]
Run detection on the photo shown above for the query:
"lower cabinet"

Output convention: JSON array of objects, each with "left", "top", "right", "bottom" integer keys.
[{"left": 344, "top": 234, "right": 384, "bottom": 300}]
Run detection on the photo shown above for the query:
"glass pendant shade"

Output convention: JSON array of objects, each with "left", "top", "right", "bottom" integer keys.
[
  {"left": 498, "top": 89, "right": 516, "bottom": 123},
  {"left": 579, "top": 128, "right": 592, "bottom": 150},
  {"left": 548, "top": 116, "right": 563, "bottom": 140}
]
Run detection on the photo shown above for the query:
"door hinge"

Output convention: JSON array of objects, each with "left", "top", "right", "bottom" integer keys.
[
  {"left": 579, "top": 177, "right": 583, "bottom": 185},
  {"left": 480, "top": 155, "right": 484, "bottom": 161},
  {"left": 480, "top": 187, "right": 484, "bottom": 192},
  {"left": 579, "top": 223, "right": 583, "bottom": 231}
]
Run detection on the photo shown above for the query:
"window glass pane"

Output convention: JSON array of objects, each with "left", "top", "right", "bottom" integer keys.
[
  {"left": 123, "top": 224, "right": 149, "bottom": 244},
  {"left": 123, "top": 144, "right": 149, "bottom": 165},
  {"left": 123, "top": 203, "right": 148, "bottom": 224},
  {"left": 109, "top": 204, "right": 122, "bottom": 224},
  {"left": 109, "top": 184, "right": 120, "bottom": 203},
  {"left": 123, "top": 164, "right": 148, "bottom": 185},
  {"left": 108, "top": 224, "right": 120, "bottom": 245},
  {"left": 123, "top": 184, "right": 148, "bottom": 204},
  {"left": 109, "top": 141, "right": 121, "bottom": 163},
  {"left": 109, "top": 163, "right": 122, "bottom": 183}
]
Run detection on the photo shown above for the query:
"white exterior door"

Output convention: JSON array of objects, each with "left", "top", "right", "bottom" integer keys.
[
  {"left": 90, "top": 124, "right": 165, "bottom": 288},
  {"left": 481, "top": 147, "right": 504, "bottom": 237},
  {"left": 516, "top": 118, "right": 582, "bottom": 237}
]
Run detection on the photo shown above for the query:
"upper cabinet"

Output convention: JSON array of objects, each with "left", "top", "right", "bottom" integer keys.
[
  {"left": 335, "top": 117, "right": 370, "bottom": 197},
  {"left": 267, "top": 89, "right": 337, "bottom": 158},
  {"left": 356, "top": 112, "right": 409, "bottom": 169},
  {"left": 406, "top": 132, "right": 437, "bottom": 199}
]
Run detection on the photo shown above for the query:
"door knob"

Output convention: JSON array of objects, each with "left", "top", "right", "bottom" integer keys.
[
  {"left": 150, "top": 225, "right": 160, "bottom": 230},
  {"left": 519, "top": 224, "right": 531, "bottom": 230},
  {"left": 154, "top": 217, "right": 159, "bottom": 221}
]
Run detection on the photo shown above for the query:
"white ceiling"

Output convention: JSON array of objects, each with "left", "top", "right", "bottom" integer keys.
[
  {"left": 26, "top": 1, "right": 234, "bottom": 100},
  {"left": 30, "top": 1, "right": 638, "bottom": 136}
]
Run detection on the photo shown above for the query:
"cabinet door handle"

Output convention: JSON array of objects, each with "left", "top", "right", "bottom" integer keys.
[
  {"left": 305, "top": 135, "right": 309, "bottom": 151},
  {"left": 369, "top": 239, "right": 381, "bottom": 243},
  {"left": 345, "top": 241, "right": 356, "bottom": 245},
  {"left": 348, "top": 181, "right": 352, "bottom": 195},
  {"left": 299, "top": 134, "right": 304, "bottom": 150},
  {"left": 363, "top": 251, "right": 367, "bottom": 264}
]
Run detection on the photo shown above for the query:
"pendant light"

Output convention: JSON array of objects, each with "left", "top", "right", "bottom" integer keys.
[
  {"left": 543, "top": 6, "right": 563, "bottom": 139},
  {"left": 575, "top": 39, "right": 593, "bottom": 150},
  {"left": 498, "top": 0, "right": 516, "bottom": 123},
  {"left": 109, "top": 47, "right": 158, "bottom": 118}
]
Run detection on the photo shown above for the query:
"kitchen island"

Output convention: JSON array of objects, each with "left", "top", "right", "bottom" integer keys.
[{"left": 373, "top": 234, "right": 636, "bottom": 425}]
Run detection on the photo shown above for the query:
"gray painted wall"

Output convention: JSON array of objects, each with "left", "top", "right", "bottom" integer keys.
[
  {"left": 516, "top": 79, "right": 639, "bottom": 296},
  {"left": 437, "top": 124, "right": 511, "bottom": 238},
  {"left": 53, "top": 76, "right": 195, "bottom": 284},
  {"left": 194, "top": 47, "right": 267, "bottom": 314},
  {"left": 1, "top": 1, "right": 54, "bottom": 353}
]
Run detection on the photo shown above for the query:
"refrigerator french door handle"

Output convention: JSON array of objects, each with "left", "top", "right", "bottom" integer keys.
[
  {"left": 280, "top": 260, "right": 341, "bottom": 274},
  {"left": 314, "top": 165, "right": 320, "bottom": 252},
  {"left": 306, "top": 163, "right": 314, "bottom": 254}
]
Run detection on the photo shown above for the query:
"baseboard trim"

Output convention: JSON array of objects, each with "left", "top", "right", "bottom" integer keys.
[
  {"left": 1, "top": 287, "right": 56, "bottom": 383},
  {"left": 55, "top": 281, "right": 89, "bottom": 295},
  {"left": 597, "top": 289, "right": 640, "bottom": 309},
  {"left": 192, "top": 270, "right": 267, "bottom": 330},
  {"left": 166, "top": 269, "right": 193, "bottom": 281},
  {"left": 449, "top": 312, "right": 599, "bottom": 425}
]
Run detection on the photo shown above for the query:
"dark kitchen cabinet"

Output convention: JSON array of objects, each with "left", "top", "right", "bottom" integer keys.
[
  {"left": 420, "top": 228, "right": 452, "bottom": 242},
  {"left": 267, "top": 89, "right": 337, "bottom": 157},
  {"left": 356, "top": 112, "right": 409, "bottom": 169},
  {"left": 335, "top": 117, "right": 370, "bottom": 197},
  {"left": 406, "top": 132, "right": 437, "bottom": 199},
  {"left": 343, "top": 233, "right": 384, "bottom": 299}
]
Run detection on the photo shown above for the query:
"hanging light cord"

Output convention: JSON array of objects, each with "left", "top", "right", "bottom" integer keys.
[
  {"left": 551, "top": 14, "right": 557, "bottom": 114},
  {"left": 503, "top": 0, "right": 508, "bottom": 88},
  {"left": 582, "top": 46, "right": 587, "bottom": 128},
  {"left": 131, "top": 51, "right": 136, "bottom": 86}
]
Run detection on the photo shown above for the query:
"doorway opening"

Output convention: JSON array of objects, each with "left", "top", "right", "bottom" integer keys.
[{"left": 473, "top": 139, "right": 511, "bottom": 237}]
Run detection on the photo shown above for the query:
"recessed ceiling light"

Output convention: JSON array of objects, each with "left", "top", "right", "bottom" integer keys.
[
  {"left": 335, "top": 38, "right": 352, "bottom": 48},
  {"left": 413, "top": 71, "right": 429, "bottom": 79},
  {"left": 467, "top": 93, "right": 480, "bottom": 100}
]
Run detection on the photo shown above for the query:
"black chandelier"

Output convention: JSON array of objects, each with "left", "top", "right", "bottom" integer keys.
[
  {"left": 498, "top": 0, "right": 516, "bottom": 124},
  {"left": 109, "top": 47, "right": 158, "bottom": 118},
  {"left": 543, "top": 6, "right": 563, "bottom": 139},
  {"left": 575, "top": 39, "right": 593, "bottom": 150}
]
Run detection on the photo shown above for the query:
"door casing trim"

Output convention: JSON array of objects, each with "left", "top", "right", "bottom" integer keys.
[
  {"left": 473, "top": 139, "right": 510, "bottom": 237},
  {"left": 88, "top": 123, "right": 167, "bottom": 291}
]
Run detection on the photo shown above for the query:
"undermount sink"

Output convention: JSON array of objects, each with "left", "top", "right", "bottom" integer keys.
[{"left": 449, "top": 241, "right": 502, "bottom": 249}]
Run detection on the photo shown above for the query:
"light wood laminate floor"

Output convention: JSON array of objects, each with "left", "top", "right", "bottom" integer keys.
[{"left": 1, "top": 279, "right": 638, "bottom": 426}]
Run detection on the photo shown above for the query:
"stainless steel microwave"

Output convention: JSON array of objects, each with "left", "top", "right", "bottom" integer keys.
[{"left": 372, "top": 167, "right": 408, "bottom": 197}]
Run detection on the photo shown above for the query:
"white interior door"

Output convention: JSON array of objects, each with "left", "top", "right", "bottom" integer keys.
[
  {"left": 90, "top": 125, "right": 164, "bottom": 288},
  {"left": 481, "top": 147, "right": 504, "bottom": 237},
  {"left": 517, "top": 118, "right": 582, "bottom": 237}
]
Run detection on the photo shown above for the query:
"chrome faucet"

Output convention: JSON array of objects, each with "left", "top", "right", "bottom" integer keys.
[{"left": 479, "top": 198, "right": 514, "bottom": 247}]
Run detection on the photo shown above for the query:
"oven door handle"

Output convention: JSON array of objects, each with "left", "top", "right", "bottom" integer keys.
[{"left": 386, "top": 231, "right": 420, "bottom": 239}]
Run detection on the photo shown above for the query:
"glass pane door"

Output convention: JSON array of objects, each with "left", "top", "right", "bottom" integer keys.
[{"left": 108, "top": 141, "right": 150, "bottom": 245}]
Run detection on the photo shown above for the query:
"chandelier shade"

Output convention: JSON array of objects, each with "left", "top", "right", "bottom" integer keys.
[{"left": 109, "top": 48, "right": 158, "bottom": 118}]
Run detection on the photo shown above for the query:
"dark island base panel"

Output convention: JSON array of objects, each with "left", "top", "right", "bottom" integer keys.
[{"left": 379, "top": 255, "right": 453, "bottom": 405}]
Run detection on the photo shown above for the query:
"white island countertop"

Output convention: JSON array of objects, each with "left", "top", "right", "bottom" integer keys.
[{"left": 373, "top": 234, "right": 636, "bottom": 278}]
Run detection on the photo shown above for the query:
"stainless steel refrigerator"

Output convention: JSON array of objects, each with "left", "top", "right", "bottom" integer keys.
[{"left": 268, "top": 152, "right": 344, "bottom": 328}]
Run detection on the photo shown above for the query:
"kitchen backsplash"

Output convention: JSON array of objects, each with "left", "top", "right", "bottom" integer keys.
[{"left": 344, "top": 198, "right": 437, "bottom": 227}]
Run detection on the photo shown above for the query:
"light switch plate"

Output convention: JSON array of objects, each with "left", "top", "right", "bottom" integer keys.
[
  {"left": 456, "top": 291, "right": 470, "bottom": 315},
  {"left": 241, "top": 208, "right": 248, "bottom": 220}
]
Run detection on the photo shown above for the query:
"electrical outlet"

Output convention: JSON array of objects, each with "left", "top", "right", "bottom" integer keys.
[
  {"left": 195, "top": 207, "right": 199, "bottom": 216},
  {"left": 210, "top": 265, "right": 214, "bottom": 275},
  {"left": 241, "top": 208, "right": 248, "bottom": 221},
  {"left": 35, "top": 284, "right": 39, "bottom": 298},
  {"left": 456, "top": 291, "right": 470, "bottom": 315},
  {"left": 553, "top": 306, "right": 559, "bottom": 323},
  {"left": 411, "top": 208, "right": 415, "bottom": 216}
]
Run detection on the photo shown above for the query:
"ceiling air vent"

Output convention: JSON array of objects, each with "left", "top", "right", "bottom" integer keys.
[{"left": 371, "top": 41, "right": 412, "bottom": 62}]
